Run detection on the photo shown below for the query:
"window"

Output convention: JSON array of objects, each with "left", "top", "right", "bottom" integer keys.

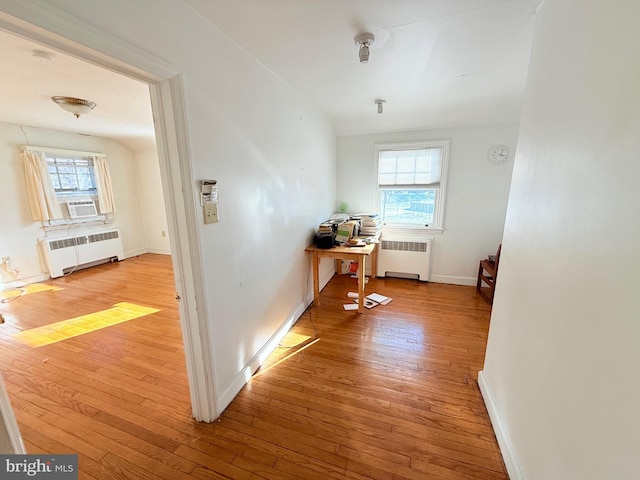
[
  {"left": 376, "top": 140, "right": 449, "bottom": 231},
  {"left": 46, "top": 155, "right": 97, "bottom": 197}
]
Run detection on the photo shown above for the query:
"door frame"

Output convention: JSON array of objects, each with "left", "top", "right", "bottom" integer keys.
[{"left": 0, "top": 0, "right": 218, "bottom": 421}]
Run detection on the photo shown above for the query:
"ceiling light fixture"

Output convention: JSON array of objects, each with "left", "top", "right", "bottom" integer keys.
[
  {"left": 375, "top": 99, "right": 386, "bottom": 114},
  {"left": 51, "top": 96, "right": 96, "bottom": 118},
  {"left": 354, "top": 32, "right": 375, "bottom": 64}
]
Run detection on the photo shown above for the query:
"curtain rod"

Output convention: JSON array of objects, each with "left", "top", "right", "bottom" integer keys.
[{"left": 21, "top": 145, "right": 106, "bottom": 158}]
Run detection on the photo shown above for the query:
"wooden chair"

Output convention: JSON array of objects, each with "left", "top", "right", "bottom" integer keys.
[{"left": 476, "top": 244, "right": 502, "bottom": 305}]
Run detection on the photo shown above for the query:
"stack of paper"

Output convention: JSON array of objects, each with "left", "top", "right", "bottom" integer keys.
[
  {"left": 342, "top": 292, "right": 393, "bottom": 310},
  {"left": 365, "top": 293, "right": 393, "bottom": 305},
  {"left": 352, "top": 213, "right": 382, "bottom": 237},
  {"left": 318, "top": 222, "right": 334, "bottom": 234}
]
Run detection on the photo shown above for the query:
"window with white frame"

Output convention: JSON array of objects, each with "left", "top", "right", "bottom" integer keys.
[
  {"left": 46, "top": 155, "right": 97, "bottom": 197},
  {"left": 376, "top": 140, "right": 449, "bottom": 230}
]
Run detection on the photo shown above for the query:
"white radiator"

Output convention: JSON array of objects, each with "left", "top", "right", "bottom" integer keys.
[
  {"left": 377, "top": 237, "right": 432, "bottom": 281},
  {"left": 40, "top": 229, "right": 124, "bottom": 278}
]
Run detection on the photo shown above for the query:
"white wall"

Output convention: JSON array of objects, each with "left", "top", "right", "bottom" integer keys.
[
  {"left": 134, "top": 146, "right": 171, "bottom": 254},
  {"left": 337, "top": 124, "right": 518, "bottom": 284},
  {"left": 481, "top": 1, "right": 640, "bottom": 479},
  {"left": 28, "top": 0, "right": 336, "bottom": 410},
  {"left": 0, "top": 123, "right": 148, "bottom": 284}
]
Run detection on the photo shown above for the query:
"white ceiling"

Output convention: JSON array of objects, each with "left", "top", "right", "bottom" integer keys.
[
  {"left": 186, "top": 0, "right": 543, "bottom": 135},
  {"left": 0, "top": 29, "right": 155, "bottom": 151},
  {"left": 0, "top": 0, "right": 542, "bottom": 151}
]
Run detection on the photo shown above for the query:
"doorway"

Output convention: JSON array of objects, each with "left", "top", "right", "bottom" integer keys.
[{"left": 0, "top": 9, "right": 216, "bottom": 422}]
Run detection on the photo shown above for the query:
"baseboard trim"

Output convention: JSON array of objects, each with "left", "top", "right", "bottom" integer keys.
[
  {"left": 125, "top": 248, "right": 150, "bottom": 258},
  {"left": 1, "top": 273, "right": 50, "bottom": 290},
  {"left": 217, "top": 258, "right": 334, "bottom": 413},
  {"left": 478, "top": 371, "right": 525, "bottom": 480},
  {"left": 429, "top": 274, "right": 476, "bottom": 286},
  {"left": 146, "top": 249, "right": 172, "bottom": 255},
  {"left": 217, "top": 300, "right": 311, "bottom": 412}
]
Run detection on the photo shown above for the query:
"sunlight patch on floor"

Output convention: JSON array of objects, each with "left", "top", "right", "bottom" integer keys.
[
  {"left": 13, "top": 302, "right": 160, "bottom": 347},
  {"left": 253, "top": 338, "right": 320, "bottom": 379},
  {"left": 278, "top": 331, "right": 312, "bottom": 348},
  {"left": 1, "top": 283, "right": 63, "bottom": 302}
]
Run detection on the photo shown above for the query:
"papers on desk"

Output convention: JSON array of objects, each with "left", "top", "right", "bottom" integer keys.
[
  {"left": 351, "top": 213, "right": 382, "bottom": 237},
  {"left": 345, "top": 239, "right": 366, "bottom": 247},
  {"left": 335, "top": 220, "right": 358, "bottom": 244},
  {"left": 342, "top": 292, "right": 393, "bottom": 310}
]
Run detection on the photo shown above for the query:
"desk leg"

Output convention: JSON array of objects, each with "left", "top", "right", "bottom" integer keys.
[
  {"left": 370, "top": 243, "right": 378, "bottom": 279},
  {"left": 312, "top": 250, "right": 320, "bottom": 306},
  {"left": 358, "top": 254, "right": 366, "bottom": 313}
]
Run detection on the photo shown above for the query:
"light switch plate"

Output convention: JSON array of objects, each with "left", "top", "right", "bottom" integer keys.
[{"left": 203, "top": 203, "right": 219, "bottom": 224}]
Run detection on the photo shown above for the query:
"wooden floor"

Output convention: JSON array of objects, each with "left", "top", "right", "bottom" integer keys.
[{"left": 0, "top": 254, "right": 507, "bottom": 479}]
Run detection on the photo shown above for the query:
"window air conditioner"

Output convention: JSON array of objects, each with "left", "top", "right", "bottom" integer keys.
[{"left": 67, "top": 200, "right": 98, "bottom": 218}]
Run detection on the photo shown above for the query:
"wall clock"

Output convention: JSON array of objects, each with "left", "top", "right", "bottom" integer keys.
[{"left": 488, "top": 145, "right": 510, "bottom": 164}]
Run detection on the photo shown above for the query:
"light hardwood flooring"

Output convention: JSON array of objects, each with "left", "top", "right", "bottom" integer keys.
[{"left": 0, "top": 254, "right": 506, "bottom": 479}]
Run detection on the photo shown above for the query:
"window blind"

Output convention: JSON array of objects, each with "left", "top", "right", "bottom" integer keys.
[{"left": 378, "top": 147, "right": 443, "bottom": 188}]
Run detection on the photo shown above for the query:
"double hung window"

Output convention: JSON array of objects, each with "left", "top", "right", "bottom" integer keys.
[
  {"left": 21, "top": 146, "right": 116, "bottom": 222},
  {"left": 376, "top": 140, "right": 449, "bottom": 231},
  {"left": 46, "top": 155, "right": 97, "bottom": 197}
]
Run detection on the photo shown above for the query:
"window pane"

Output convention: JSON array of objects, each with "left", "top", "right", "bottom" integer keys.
[
  {"left": 77, "top": 174, "right": 95, "bottom": 190},
  {"left": 378, "top": 155, "right": 396, "bottom": 174},
  {"left": 379, "top": 173, "right": 396, "bottom": 185},
  {"left": 380, "top": 189, "right": 436, "bottom": 225},
  {"left": 395, "top": 173, "right": 415, "bottom": 184},
  {"left": 428, "top": 147, "right": 442, "bottom": 161},
  {"left": 378, "top": 147, "right": 443, "bottom": 186},
  {"left": 396, "top": 155, "right": 415, "bottom": 173},
  {"left": 46, "top": 155, "right": 96, "bottom": 195},
  {"left": 414, "top": 173, "right": 429, "bottom": 184},
  {"left": 59, "top": 173, "right": 78, "bottom": 190},
  {"left": 377, "top": 142, "right": 447, "bottom": 229},
  {"left": 50, "top": 174, "right": 61, "bottom": 189},
  {"left": 415, "top": 156, "right": 428, "bottom": 172}
]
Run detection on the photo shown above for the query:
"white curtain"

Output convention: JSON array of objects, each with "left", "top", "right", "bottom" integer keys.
[
  {"left": 22, "top": 150, "right": 63, "bottom": 221},
  {"left": 92, "top": 156, "right": 116, "bottom": 214}
]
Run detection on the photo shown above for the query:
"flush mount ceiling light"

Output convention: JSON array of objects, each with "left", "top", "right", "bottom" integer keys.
[
  {"left": 375, "top": 99, "right": 386, "bottom": 114},
  {"left": 51, "top": 96, "right": 96, "bottom": 118},
  {"left": 354, "top": 32, "right": 375, "bottom": 63}
]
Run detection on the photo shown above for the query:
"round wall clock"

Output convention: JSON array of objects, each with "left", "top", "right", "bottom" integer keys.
[{"left": 488, "top": 145, "right": 510, "bottom": 164}]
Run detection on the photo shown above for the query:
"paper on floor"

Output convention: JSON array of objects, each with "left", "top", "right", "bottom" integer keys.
[{"left": 366, "top": 293, "right": 388, "bottom": 303}]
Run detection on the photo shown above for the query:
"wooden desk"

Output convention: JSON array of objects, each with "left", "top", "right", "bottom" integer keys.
[{"left": 306, "top": 241, "right": 378, "bottom": 313}]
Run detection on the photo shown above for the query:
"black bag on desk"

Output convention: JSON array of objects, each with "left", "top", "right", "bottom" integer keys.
[{"left": 314, "top": 232, "right": 335, "bottom": 249}]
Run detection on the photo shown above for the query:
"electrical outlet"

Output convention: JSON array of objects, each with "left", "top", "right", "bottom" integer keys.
[{"left": 203, "top": 203, "right": 219, "bottom": 224}]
